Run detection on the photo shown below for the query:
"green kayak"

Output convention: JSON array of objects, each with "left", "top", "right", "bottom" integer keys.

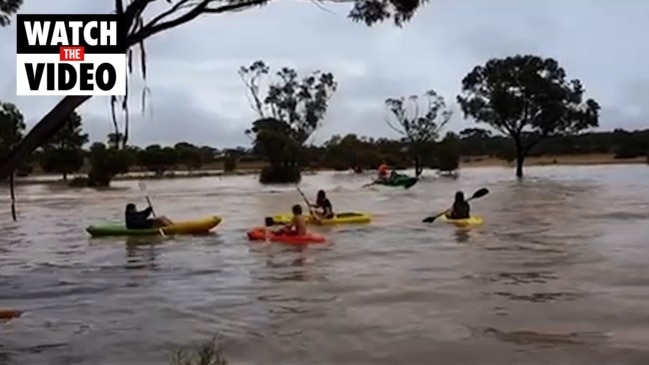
[{"left": 373, "top": 174, "right": 418, "bottom": 189}]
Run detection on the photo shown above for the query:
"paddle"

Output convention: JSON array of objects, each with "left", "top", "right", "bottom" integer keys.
[
  {"left": 138, "top": 181, "right": 166, "bottom": 237},
  {"left": 422, "top": 188, "right": 489, "bottom": 223},
  {"left": 296, "top": 185, "right": 321, "bottom": 224}
]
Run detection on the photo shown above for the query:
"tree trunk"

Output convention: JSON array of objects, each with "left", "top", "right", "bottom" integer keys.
[
  {"left": 415, "top": 156, "right": 421, "bottom": 177},
  {"left": 514, "top": 137, "right": 525, "bottom": 178},
  {"left": 63, "top": 172, "right": 68, "bottom": 181},
  {"left": 0, "top": 95, "right": 92, "bottom": 180},
  {"left": 515, "top": 153, "right": 524, "bottom": 178},
  {"left": 9, "top": 173, "right": 16, "bottom": 221}
]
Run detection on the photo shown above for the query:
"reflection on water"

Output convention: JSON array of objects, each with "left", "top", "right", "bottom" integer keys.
[
  {"left": 125, "top": 243, "right": 159, "bottom": 271},
  {"left": 1, "top": 165, "right": 649, "bottom": 364},
  {"left": 483, "top": 327, "right": 610, "bottom": 347}
]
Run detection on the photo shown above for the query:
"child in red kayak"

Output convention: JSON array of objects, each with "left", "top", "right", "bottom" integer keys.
[{"left": 277, "top": 204, "right": 308, "bottom": 235}]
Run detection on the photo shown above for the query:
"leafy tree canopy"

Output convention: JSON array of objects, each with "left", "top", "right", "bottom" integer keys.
[
  {"left": 457, "top": 54, "right": 600, "bottom": 177},
  {"left": 385, "top": 90, "right": 452, "bottom": 176},
  {"left": 0, "top": 0, "right": 22, "bottom": 26},
  {"left": 240, "top": 61, "right": 338, "bottom": 145},
  {"left": 40, "top": 112, "right": 89, "bottom": 180},
  {"left": 0, "top": 101, "right": 25, "bottom": 160},
  {"left": 87, "top": 140, "right": 132, "bottom": 187}
]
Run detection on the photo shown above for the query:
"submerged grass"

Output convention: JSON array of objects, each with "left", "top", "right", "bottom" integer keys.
[{"left": 170, "top": 336, "right": 227, "bottom": 365}]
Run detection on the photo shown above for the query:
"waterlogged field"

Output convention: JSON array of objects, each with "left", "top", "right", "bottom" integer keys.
[{"left": 1, "top": 165, "right": 649, "bottom": 364}]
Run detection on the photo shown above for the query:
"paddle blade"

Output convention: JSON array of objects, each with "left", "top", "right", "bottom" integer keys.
[
  {"left": 422, "top": 216, "right": 436, "bottom": 223},
  {"left": 264, "top": 217, "right": 275, "bottom": 227},
  {"left": 471, "top": 188, "right": 489, "bottom": 199}
]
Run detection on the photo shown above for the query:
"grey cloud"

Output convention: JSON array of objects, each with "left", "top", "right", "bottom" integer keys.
[
  {"left": 1, "top": 0, "right": 648, "bottom": 150},
  {"left": 81, "top": 86, "right": 251, "bottom": 148}
]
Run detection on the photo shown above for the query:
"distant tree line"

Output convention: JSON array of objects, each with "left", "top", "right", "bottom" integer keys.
[
  {"left": 1, "top": 104, "right": 646, "bottom": 188},
  {"left": 302, "top": 128, "right": 649, "bottom": 171}
]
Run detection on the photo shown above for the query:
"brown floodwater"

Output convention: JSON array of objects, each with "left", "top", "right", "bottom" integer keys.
[{"left": 1, "top": 165, "right": 649, "bottom": 364}]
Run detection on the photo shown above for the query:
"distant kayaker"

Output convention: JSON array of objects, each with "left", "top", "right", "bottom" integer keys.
[
  {"left": 446, "top": 191, "right": 471, "bottom": 219},
  {"left": 310, "top": 190, "right": 334, "bottom": 219},
  {"left": 278, "top": 204, "right": 308, "bottom": 235},
  {"left": 378, "top": 163, "right": 390, "bottom": 181},
  {"left": 125, "top": 203, "right": 173, "bottom": 229}
]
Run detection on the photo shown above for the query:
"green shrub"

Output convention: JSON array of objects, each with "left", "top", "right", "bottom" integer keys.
[
  {"left": 259, "top": 165, "right": 301, "bottom": 184},
  {"left": 223, "top": 156, "right": 237, "bottom": 172}
]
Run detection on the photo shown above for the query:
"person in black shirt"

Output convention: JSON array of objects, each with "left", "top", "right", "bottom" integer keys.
[
  {"left": 310, "top": 190, "right": 335, "bottom": 219},
  {"left": 446, "top": 191, "right": 470, "bottom": 219},
  {"left": 125, "top": 203, "right": 173, "bottom": 229}
]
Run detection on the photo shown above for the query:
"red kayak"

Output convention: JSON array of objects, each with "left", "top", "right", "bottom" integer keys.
[{"left": 246, "top": 227, "right": 327, "bottom": 245}]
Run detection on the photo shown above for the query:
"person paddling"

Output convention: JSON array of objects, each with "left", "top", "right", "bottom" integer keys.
[
  {"left": 310, "top": 190, "right": 334, "bottom": 219},
  {"left": 278, "top": 204, "right": 308, "bottom": 235},
  {"left": 125, "top": 203, "right": 173, "bottom": 229},
  {"left": 446, "top": 191, "right": 471, "bottom": 219},
  {"left": 378, "top": 163, "right": 390, "bottom": 181}
]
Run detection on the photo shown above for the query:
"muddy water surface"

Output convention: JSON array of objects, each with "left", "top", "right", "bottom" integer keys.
[{"left": 1, "top": 165, "right": 649, "bottom": 364}]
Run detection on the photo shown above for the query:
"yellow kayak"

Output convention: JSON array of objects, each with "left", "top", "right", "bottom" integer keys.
[
  {"left": 441, "top": 215, "right": 483, "bottom": 228},
  {"left": 271, "top": 212, "right": 371, "bottom": 225},
  {"left": 86, "top": 215, "right": 222, "bottom": 237}
]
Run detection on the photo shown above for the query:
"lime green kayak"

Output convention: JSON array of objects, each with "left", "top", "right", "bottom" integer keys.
[
  {"left": 86, "top": 216, "right": 222, "bottom": 237},
  {"left": 441, "top": 215, "right": 483, "bottom": 227}
]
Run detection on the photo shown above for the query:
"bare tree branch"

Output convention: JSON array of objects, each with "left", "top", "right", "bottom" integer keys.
[
  {"left": 384, "top": 115, "right": 405, "bottom": 136},
  {"left": 307, "top": 0, "right": 337, "bottom": 15},
  {"left": 0, "top": 95, "right": 91, "bottom": 180},
  {"left": 144, "top": 0, "right": 194, "bottom": 30},
  {"left": 115, "top": 0, "right": 124, "bottom": 15},
  {"left": 124, "top": 0, "right": 153, "bottom": 32},
  {"left": 238, "top": 62, "right": 268, "bottom": 118},
  {"left": 130, "top": 0, "right": 268, "bottom": 46}
]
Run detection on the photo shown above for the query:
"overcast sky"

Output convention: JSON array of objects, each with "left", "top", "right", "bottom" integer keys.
[{"left": 1, "top": 0, "right": 648, "bottom": 148}]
